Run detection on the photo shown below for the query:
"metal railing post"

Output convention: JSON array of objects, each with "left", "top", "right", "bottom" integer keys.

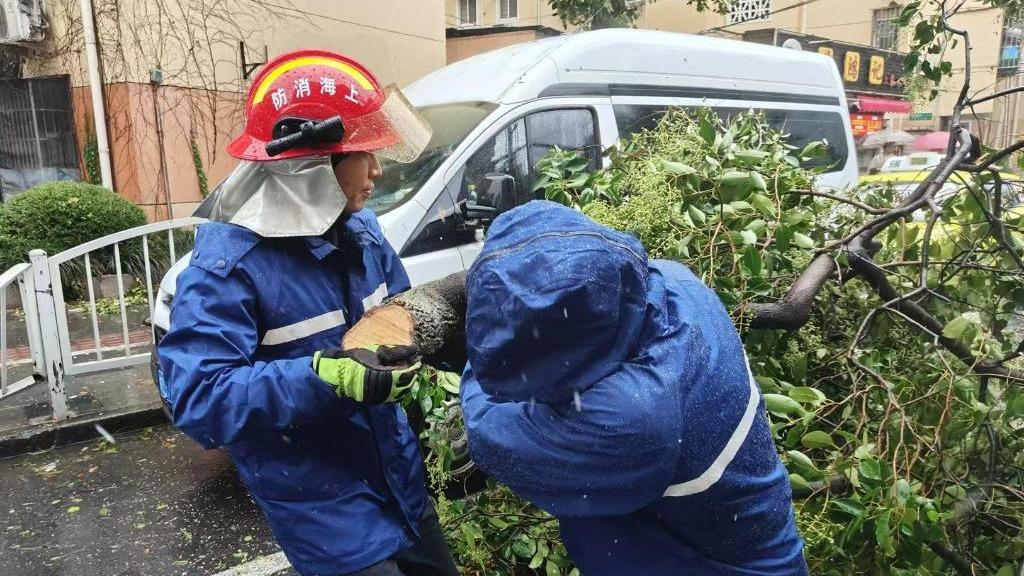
[{"left": 29, "top": 250, "right": 69, "bottom": 420}]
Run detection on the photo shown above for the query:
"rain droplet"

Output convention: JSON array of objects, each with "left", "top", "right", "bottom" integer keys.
[
  {"left": 562, "top": 307, "right": 569, "bottom": 319},
  {"left": 733, "top": 514, "right": 738, "bottom": 522},
  {"left": 520, "top": 372, "right": 528, "bottom": 382},
  {"left": 573, "top": 390, "right": 582, "bottom": 412},
  {"left": 281, "top": 435, "right": 292, "bottom": 444},
  {"left": 678, "top": 438, "right": 683, "bottom": 444},
  {"left": 531, "top": 326, "right": 540, "bottom": 339},
  {"left": 582, "top": 494, "right": 588, "bottom": 499}
]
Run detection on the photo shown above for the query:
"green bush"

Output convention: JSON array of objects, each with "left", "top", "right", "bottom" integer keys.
[{"left": 0, "top": 181, "right": 147, "bottom": 269}]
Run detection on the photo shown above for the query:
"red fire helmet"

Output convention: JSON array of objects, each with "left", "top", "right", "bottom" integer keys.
[{"left": 227, "top": 49, "right": 431, "bottom": 162}]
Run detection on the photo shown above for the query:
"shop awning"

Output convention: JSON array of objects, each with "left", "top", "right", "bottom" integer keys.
[{"left": 852, "top": 95, "right": 913, "bottom": 114}]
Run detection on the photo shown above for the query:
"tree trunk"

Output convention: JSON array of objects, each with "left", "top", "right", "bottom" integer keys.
[{"left": 343, "top": 272, "right": 468, "bottom": 358}]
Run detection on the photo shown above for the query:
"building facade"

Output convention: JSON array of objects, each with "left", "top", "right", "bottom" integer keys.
[
  {"left": 445, "top": 0, "right": 1023, "bottom": 153},
  {"left": 1, "top": 0, "right": 446, "bottom": 220}
]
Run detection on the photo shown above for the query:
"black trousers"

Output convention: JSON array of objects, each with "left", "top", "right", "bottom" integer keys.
[{"left": 347, "top": 504, "right": 459, "bottom": 576}]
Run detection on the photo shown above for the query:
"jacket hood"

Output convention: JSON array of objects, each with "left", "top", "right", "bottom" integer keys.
[{"left": 466, "top": 201, "right": 649, "bottom": 404}]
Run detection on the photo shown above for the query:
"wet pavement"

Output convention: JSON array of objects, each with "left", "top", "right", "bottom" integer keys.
[
  {"left": 2, "top": 301, "right": 160, "bottom": 436},
  {"left": 0, "top": 424, "right": 293, "bottom": 576}
]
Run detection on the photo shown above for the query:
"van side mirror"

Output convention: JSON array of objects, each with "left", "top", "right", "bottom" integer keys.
[{"left": 459, "top": 198, "right": 498, "bottom": 224}]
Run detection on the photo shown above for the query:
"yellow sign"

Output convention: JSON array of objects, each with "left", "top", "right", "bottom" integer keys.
[
  {"left": 844, "top": 51, "right": 861, "bottom": 82},
  {"left": 869, "top": 55, "right": 885, "bottom": 85},
  {"left": 818, "top": 46, "right": 834, "bottom": 58}
]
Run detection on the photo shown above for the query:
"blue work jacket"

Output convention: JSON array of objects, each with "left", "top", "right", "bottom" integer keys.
[
  {"left": 158, "top": 210, "right": 426, "bottom": 576},
  {"left": 461, "top": 201, "right": 808, "bottom": 575}
]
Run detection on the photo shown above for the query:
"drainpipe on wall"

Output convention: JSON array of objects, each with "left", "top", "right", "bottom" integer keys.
[
  {"left": 799, "top": 2, "right": 808, "bottom": 34},
  {"left": 78, "top": 0, "right": 113, "bottom": 190}
]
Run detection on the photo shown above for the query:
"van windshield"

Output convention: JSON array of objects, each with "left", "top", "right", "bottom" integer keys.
[{"left": 367, "top": 102, "right": 498, "bottom": 214}]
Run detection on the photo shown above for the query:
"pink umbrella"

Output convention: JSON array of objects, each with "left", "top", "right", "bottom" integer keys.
[{"left": 911, "top": 131, "right": 952, "bottom": 152}]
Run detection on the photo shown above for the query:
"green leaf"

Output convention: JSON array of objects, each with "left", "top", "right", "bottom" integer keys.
[
  {"left": 801, "top": 431, "right": 836, "bottom": 450},
  {"left": 792, "top": 232, "right": 815, "bottom": 250},
  {"left": 510, "top": 535, "right": 536, "bottom": 558},
  {"left": 876, "top": 509, "right": 894, "bottom": 555},
  {"left": 734, "top": 149, "right": 769, "bottom": 164},
  {"left": 532, "top": 174, "right": 552, "bottom": 192},
  {"left": 750, "top": 171, "right": 768, "bottom": 191},
  {"left": 740, "top": 229, "right": 757, "bottom": 246},
  {"left": 545, "top": 558, "right": 562, "bottom": 576},
  {"left": 786, "top": 450, "right": 823, "bottom": 480},
  {"left": 740, "top": 246, "right": 762, "bottom": 277},
  {"left": 942, "top": 314, "right": 973, "bottom": 340},
  {"left": 799, "top": 141, "right": 827, "bottom": 160},
  {"left": 749, "top": 193, "right": 775, "bottom": 217},
  {"left": 67, "top": 506, "right": 80, "bottom": 514},
  {"left": 789, "top": 473, "right": 811, "bottom": 493},
  {"left": 436, "top": 371, "right": 461, "bottom": 395},
  {"left": 487, "top": 516, "right": 509, "bottom": 529},
  {"left": 893, "top": 478, "right": 911, "bottom": 504},
  {"left": 529, "top": 551, "right": 545, "bottom": 570},
  {"left": 859, "top": 459, "right": 882, "bottom": 481},
  {"left": 832, "top": 498, "right": 866, "bottom": 517},
  {"left": 788, "top": 387, "right": 826, "bottom": 406},
  {"left": 699, "top": 114, "right": 717, "bottom": 145},
  {"left": 995, "top": 566, "right": 1016, "bottom": 576},
  {"left": 765, "top": 394, "right": 804, "bottom": 416},
  {"left": 687, "top": 204, "right": 707, "bottom": 225},
  {"left": 663, "top": 160, "right": 697, "bottom": 175}
]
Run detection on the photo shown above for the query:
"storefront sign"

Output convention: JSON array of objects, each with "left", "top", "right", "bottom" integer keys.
[
  {"left": 743, "top": 29, "right": 906, "bottom": 96},
  {"left": 869, "top": 56, "right": 885, "bottom": 85},
  {"left": 844, "top": 52, "right": 862, "bottom": 82},
  {"left": 850, "top": 113, "right": 884, "bottom": 137},
  {"left": 909, "top": 112, "right": 933, "bottom": 121}
]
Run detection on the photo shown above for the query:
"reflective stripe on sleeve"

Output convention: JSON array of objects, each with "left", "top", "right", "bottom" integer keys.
[{"left": 260, "top": 309, "right": 346, "bottom": 346}]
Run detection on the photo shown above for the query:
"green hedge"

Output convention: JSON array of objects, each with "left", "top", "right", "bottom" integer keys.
[{"left": 0, "top": 181, "right": 147, "bottom": 270}]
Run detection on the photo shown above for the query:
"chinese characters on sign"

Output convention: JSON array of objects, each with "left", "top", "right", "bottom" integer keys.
[
  {"left": 743, "top": 30, "right": 906, "bottom": 95},
  {"left": 850, "top": 113, "right": 884, "bottom": 137},
  {"left": 844, "top": 51, "right": 861, "bottom": 82},
  {"left": 270, "top": 77, "right": 362, "bottom": 111},
  {"left": 869, "top": 56, "right": 885, "bottom": 86}
]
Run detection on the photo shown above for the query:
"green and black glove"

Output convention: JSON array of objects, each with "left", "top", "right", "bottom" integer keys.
[{"left": 313, "top": 345, "right": 421, "bottom": 404}]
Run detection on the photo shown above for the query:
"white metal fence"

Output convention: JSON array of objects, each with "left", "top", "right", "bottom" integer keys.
[{"left": 1, "top": 217, "right": 203, "bottom": 422}]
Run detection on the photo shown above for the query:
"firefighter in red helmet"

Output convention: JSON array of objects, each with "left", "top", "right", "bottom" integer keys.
[{"left": 158, "top": 50, "right": 458, "bottom": 576}]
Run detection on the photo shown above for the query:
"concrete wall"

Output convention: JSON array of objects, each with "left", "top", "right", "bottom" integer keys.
[
  {"left": 23, "top": 0, "right": 447, "bottom": 221},
  {"left": 447, "top": 28, "right": 555, "bottom": 62}
]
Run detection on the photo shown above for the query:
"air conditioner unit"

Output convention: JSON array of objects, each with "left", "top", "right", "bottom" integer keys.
[{"left": 0, "top": 0, "right": 44, "bottom": 45}]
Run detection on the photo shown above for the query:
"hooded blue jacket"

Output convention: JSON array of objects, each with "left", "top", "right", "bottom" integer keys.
[
  {"left": 460, "top": 201, "right": 807, "bottom": 575},
  {"left": 158, "top": 211, "right": 426, "bottom": 576}
]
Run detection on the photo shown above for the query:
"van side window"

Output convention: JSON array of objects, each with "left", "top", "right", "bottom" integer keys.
[
  {"left": 613, "top": 104, "right": 849, "bottom": 171},
  {"left": 401, "top": 169, "right": 478, "bottom": 258},
  {"left": 459, "top": 108, "right": 600, "bottom": 214}
]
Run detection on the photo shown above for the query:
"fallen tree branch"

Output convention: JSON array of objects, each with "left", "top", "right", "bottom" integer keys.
[{"left": 343, "top": 272, "right": 467, "bottom": 356}]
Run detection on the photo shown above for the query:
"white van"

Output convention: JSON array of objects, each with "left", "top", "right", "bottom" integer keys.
[{"left": 151, "top": 28, "right": 857, "bottom": 349}]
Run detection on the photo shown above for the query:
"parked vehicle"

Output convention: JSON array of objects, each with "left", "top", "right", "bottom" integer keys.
[
  {"left": 151, "top": 27, "right": 858, "bottom": 413},
  {"left": 878, "top": 152, "right": 944, "bottom": 173}
]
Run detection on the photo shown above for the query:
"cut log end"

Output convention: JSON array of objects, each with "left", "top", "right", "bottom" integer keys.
[{"left": 342, "top": 304, "right": 415, "bottom": 350}]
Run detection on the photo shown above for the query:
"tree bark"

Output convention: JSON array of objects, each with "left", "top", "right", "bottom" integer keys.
[{"left": 343, "top": 272, "right": 468, "bottom": 357}]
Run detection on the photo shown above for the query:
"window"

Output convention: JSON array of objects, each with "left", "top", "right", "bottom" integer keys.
[
  {"left": 458, "top": 108, "right": 599, "bottom": 216},
  {"left": 872, "top": 6, "right": 901, "bottom": 50},
  {"left": 612, "top": 104, "right": 849, "bottom": 171},
  {"left": 727, "top": 0, "right": 771, "bottom": 25},
  {"left": 457, "top": 0, "right": 478, "bottom": 26},
  {"left": 498, "top": 0, "right": 517, "bottom": 22},
  {"left": 404, "top": 109, "right": 598, "bottom": 255},
  {"left": 364, "top": 102, "right": 497, "bottom": 215},
  {"left": 999, "top": 13, "right": 1023, "bottom": 74}
]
